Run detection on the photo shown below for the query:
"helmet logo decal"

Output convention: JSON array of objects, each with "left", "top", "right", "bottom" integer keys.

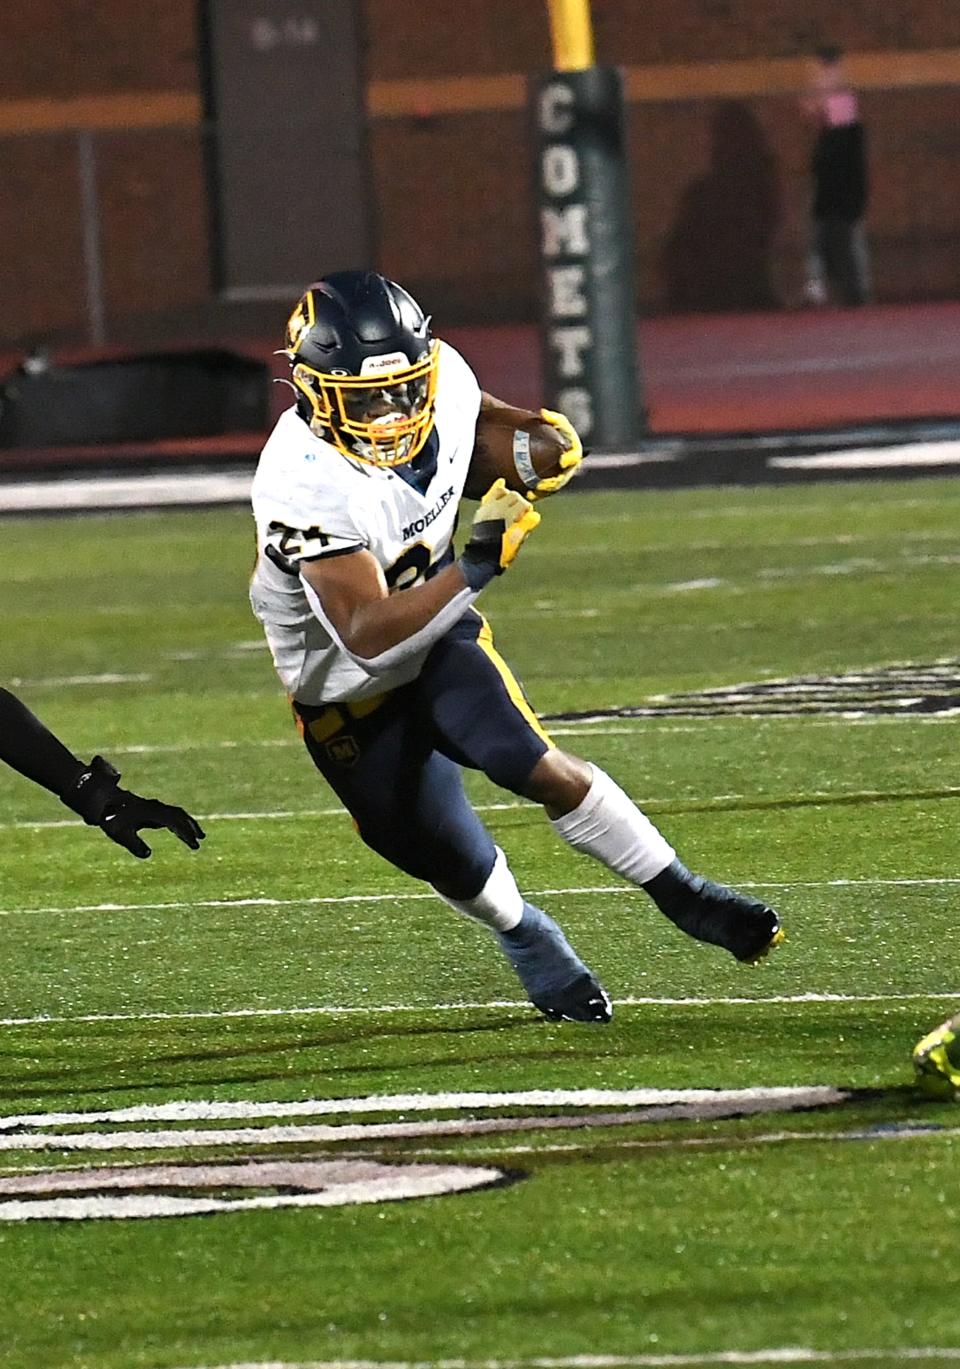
[
  {"left": 359, "top": 352, "right": 409, "bottom": 376},
  {"left": 285, "top": 294, "right": 315, "bottom": 353}
]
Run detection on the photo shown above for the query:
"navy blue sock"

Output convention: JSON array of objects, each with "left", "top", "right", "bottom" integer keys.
[
  {"left": 496, "top": 902, "right": 588, "bottom": 999},
  {"left": 643, "top": 857, "right": 705, "bottom": 919}
]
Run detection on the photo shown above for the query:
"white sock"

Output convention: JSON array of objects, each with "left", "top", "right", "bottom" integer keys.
[
  {"left": 432, "top": 846, "right": 524, "bottom": 932},
  {"left": 550, "top": 763, "right": 675, "bottom": 885}
]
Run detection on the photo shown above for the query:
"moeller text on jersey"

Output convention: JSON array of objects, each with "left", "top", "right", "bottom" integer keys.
[{"left": 401, "top": 487, "right": 456, "bottom": 542}]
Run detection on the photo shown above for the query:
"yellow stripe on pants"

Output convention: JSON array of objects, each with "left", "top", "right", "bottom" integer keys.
[{"left": 475, "top": 614, "right": 553, "bottom": 746}]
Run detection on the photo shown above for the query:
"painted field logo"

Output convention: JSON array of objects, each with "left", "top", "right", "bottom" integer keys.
[
  {"left": 0, "top": 1158, "right": 505, "bottom": 1222},
  {"left": 0, "top": 1087, "right": 845, "bottom": 1221},
  {"left": 545, "top": 660, "right": 960, "bottom": 722}
]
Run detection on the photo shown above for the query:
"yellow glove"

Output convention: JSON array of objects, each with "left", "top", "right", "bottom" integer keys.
[
  {"left": 527, "top": 408, "right": 584, "bottom": 499},
  {"left": 459, "top": 478, "right": 541, "bottom": 588}
]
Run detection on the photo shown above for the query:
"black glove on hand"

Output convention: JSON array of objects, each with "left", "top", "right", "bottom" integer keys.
[{"left": 61, "top": 755, "right": 206, "bottom": 860}]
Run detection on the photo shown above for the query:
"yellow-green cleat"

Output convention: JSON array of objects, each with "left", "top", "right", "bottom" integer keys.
[{"left": 913, "top": 1013, "right": 960, "bottom": 1099}]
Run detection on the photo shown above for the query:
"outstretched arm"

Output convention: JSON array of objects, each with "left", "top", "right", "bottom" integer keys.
[
  {"left": 0, "top": 686, "right": 87, "bottom": 795},
  {"left": 0, "top": 687, "right": 205, "bottom": 859}
]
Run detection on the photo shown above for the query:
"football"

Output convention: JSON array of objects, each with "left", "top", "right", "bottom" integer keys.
[{"left": 464, "top": 405, "right": 575, "bottom": 501}]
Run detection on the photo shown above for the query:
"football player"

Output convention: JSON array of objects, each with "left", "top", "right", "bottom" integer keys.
[
  {"left": 0, "top": 686, "right": 205, "bottom": 859},
  {"left": 914, "top": 1012, "right": 960, "bottom": 1098},
  {"left": 249, "top": 270, "right": 783, "bottom": 1022}
]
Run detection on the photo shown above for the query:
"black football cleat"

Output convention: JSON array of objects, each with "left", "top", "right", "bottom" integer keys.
[
  {"left": 497, "top": 903, "right": 613, "bottom": 1023},
  {"left": 671, "top": 880, "right": 783, "bottom": 963},
  {"left": 646, "top": 861, "right": 783, "bottom": 964},
  {"left": 532, "top": 972, "right": 613, "bottom": 1024}
]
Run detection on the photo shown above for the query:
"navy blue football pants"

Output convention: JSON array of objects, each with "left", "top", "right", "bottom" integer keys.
[{"left": 293, "top": 610, "right": 552, "bottom": 900}]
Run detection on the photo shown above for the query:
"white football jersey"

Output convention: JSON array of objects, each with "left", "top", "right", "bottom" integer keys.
[{"left": 250, "top": 339, "right": 482, "bottom": 704}]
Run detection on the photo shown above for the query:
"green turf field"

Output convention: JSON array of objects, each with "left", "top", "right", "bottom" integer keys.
[{"left": 1, "top": 479, "right": 959, "bottom": 1369}]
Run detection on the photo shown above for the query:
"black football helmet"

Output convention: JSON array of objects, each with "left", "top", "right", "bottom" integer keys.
[{"left": 283, "top": 271, "right": 439, "bottom": 467}]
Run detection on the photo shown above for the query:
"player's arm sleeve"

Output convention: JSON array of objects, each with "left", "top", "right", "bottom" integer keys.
[
  {"left": 302, "top": 572, "right": 478, "bottom": 675},
  {"left": 260, "top": 518, "right": 364, "bottom": 576},
  {"left": 0, "top": 687, "right": 85, "bottom": 795}
]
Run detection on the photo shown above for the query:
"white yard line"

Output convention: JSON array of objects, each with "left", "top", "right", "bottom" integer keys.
[
  {"left": 3, "top": 989, "right": 959, "bottom": 1030},
  {"left": 110, "top": 739, "right": 297, "bottom": 754},
  {"left": 2, "top": 876, "right": 960, "bottom": 921},
  {"left": 0, "top": 799, "right": 532, "bottom": 833},
  {"left": 2, "top": 885, "right": 620, "bottom": 916},
  {"left": 688, "top": 495, "right": 957, "bottom": 520},
  {"left": 6, "top": 672, "right": 152, "bottom": 688},
  {"left": 4, "top": 779, "right": 960, "bottom": 834},
  {"left": 169, "top": 1346, "right": 960, "bottom": 1368},
  {"left": 24, "top": 712, "right": 960, "bottom": 765}
]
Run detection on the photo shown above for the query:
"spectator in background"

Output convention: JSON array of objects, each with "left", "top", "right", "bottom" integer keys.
[{"left": 801, "top": 45, "right": 872, "bottom": 307}]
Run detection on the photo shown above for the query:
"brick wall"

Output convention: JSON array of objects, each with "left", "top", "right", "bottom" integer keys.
[
  {"left": 364, "top": 0, "right": 960, "bottom": 320},
  {"left": 0, "top": 1, "right": 199, "bottom": 97},
  {"left": 0, "top": 0, "right": 205, "bottom": 347},
  {"left": 1, "top": 1, "right": 959, "bottom": 346}
]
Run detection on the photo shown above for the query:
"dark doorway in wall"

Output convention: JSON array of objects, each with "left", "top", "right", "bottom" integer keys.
[{"left": 200, "top": 0, "right": 374, "bottom": 301}]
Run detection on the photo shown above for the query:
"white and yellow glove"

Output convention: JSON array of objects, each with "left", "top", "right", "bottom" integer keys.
[
  {"left": 526, "top": 408, "right": 584, "bottom": 499},
  {"left": 458, "top": 478, "right": 541, "bottom": 589}
]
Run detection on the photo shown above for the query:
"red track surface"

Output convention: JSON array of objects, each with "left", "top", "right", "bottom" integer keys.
[
  {"left": 446, "top": 301, "right": 960, "bottom": 434},
  {"left": 1, "top": 302, "right": 958, "bottom": 472}
]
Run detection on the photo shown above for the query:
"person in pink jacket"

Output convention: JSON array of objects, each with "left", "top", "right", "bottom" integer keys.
[{"left": 801, "top": 45, "right": 872, "bottom": 306}]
